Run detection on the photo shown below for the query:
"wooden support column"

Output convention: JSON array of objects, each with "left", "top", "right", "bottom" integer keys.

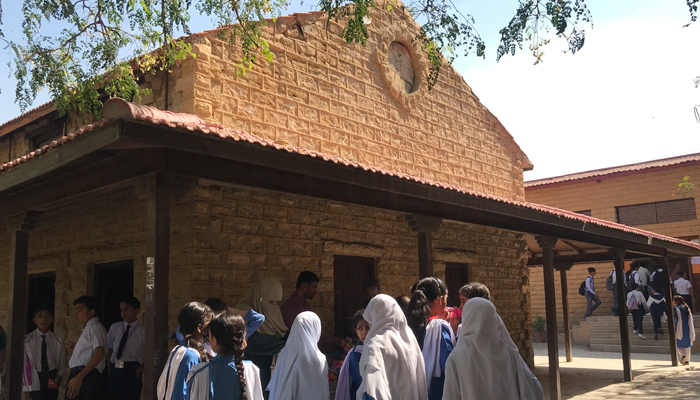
[
  {"left": 405, "top": 215, "right": 442, "bottom": 278},
  {"left": 610, "top": 248, "right": 632, "bottom": 381},
  {"left": 556, "top": 263, "right": 574, "bottom": 362},
  {"left": 142, "top": 172, "right": 171, "bottom": 399},
  {"left": 660, "top": 257, "right": 678, "bottom": 366},
  {"left": 3, "top": 211, "right": 40, "bottom": 398},
  {"left": 536, "top": 236, "right": 560, "bottom": 400}
]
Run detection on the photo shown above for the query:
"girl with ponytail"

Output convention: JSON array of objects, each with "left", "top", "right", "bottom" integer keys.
[
  {"left": 408, "top": 278, "right": 455, "bottom": 400},
  {"left": 157, "top": 302, "right": 214, "bottom": 400},
  {"left": 186, "top": 313, "right": 264, "bottom": 400},
  {"left": 672, "top": 295, "right": 696, "bottom": 365}
]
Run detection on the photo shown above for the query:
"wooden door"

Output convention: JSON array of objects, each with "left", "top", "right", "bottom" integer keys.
[
  {"left": 334, "top": 256, "right": 375, "bottom": 338},
  {"left": 27, "top": 272, "right": 56, "bottom": 332},
  {"left": 94, "top": 260, "right": 134, "bottom": 330},
  {"left": 445, "top": 263, "right": 468, "bottom": 307}
]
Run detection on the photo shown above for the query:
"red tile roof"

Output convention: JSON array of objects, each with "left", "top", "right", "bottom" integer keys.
[
  {"left": 0, "top": 101, "right": 56, "bottom": 135},
  {"left": 3, "top": 98, "right": 700, "bottom": 252},
  {"left": 525, "top": 152, "right": 700, "bottom": 188}
]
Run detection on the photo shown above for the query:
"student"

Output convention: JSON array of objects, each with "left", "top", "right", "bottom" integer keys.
[
  {"left": 336, "top": 310, "right": 368, "bottom": 400},
  {"left": 443, "top": 298, "right": 543, "bottom": 400},
  {"left": 646, "top": 286, "right": 666, "bottom": 341},
  {"left": 609, "top": 268, "right": 626, "bottom": 316},
  {"left": 673, "top": 271, "right": 694, "bottom": 312},
  {"left": 357, "top": 294, "right": 427, "bottom": 400},
  {"left": 406, "top": 278, "right": 454, "bottom": 400},
  {"left": 673, "top": 295, "right": 696, "bottom": 365},
  {"left": 359, "top": 280, "right": 381, "bottom": 309},
  {"left": 106, "top": 297, "right": 144, "bottom": 400},
  {"left": 176, "top": 298, "right": 265, "bottom": 345},
  {"left": 628, "top": 263, "right": 641, "bottom": 290},
  {"left": 280, "top": 271, "right": 319, "bottom": 329},
  {"left": 266, "top": 312, "right": 329, "bottom": 400},
  {"left": 235, "top": 278, "right": 287, "bottom": 391},
  {"left": 186, "top": 313, "right": 264, "bottom": 400},
  {"left": 583, "top": 267, "right": 601, "bottom": 321},
  {"left": 23, "top": 306, "right": 66, "bottom": 400},
  {"left": 65, "top": 296, "right": 108, "bottom": 400},
  {"left": 158, "top": 302, "right": 214, "bottom": 400},
  {"left": 455, "top": 283, "right": 491, "bottom": 336},
  {"left": 649, "top": 267, "right": 668, "bottom": 297},
  {"left": 627, "top": 283, "right": 649, "bottom": 339},
  {"left": 638, "top": 263, "right": 651, "bottom": 298}
]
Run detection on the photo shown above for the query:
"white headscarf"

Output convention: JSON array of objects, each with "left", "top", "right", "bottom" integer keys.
[
  {"left": 267, "top": 311, "right": 329, "bottom": 400},
  {"left": 357, "top": 294, "right": 427, "bottom": 400},
  {"left": 443, "top": 298, "right": 543, "bottom": 400},
  {"left": 236, "top": 277, "right": 288, "bottom": 338}
]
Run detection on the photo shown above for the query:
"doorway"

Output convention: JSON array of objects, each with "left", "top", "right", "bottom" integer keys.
[
  {"left": 333, "top": 255, "right": 375, "bottom": 338},
  {"left": 93, "top": 260, "right": 134, "bottom": 330},
  {"left": 27, "top": 272, "right": 56, "bottom": 332},
  {"left": 445, "top": 263, "right": 469, "bottom": 307}
]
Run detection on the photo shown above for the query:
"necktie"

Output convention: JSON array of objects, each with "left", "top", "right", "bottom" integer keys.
[
  {"left": 116, "top": 324, "right": 131, "bottom": 360},
  {"left": 40, "top": 335, "right": 49, "bottom": 372}
]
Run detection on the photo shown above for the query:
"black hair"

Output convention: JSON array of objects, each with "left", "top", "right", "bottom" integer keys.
[
  {"left": 395, "top": 295, "right": 410, "bottom": 318},
  {"left": 352, "top": 309, "right": 366, "bottom": 332},
  {"left": 204, "top": 298, "right": 228, "bottom": 313},
  {"left": 296, "top": 271, "right": 320, "bottom": 289},
  {"left": 678, "top": 270, "right": 686, "bottom": 278},
  {"left": 33, "top": 305, "right": 54, "bottom": 318},
  {"left": 363, "top": 279, "right": 380, "bottom": 290},
  {"left": 73, "top": 296, "right": 99, "bottom": 313},
  {"left": 630, "top": 262, "right": 640, "bottom": 270},
  {"left": 673, "top": 295, "right": 691, "bottom": 320},
  {"left": 209, "top": 313, "right": 248, "bottom": 400},
  {"left": 458, "top": 282, "right": 490, "bottom": 301},
  {"left": 178, "top": 302, "right": 214, "bottom": 362},
  {"left": 630, "top": 282, "right": 638, "bottom": 291},
  {"left": 407, "top": 277, "right": 447, "bottom": 348},
  {"left": 120, "top": 296, "right": 141, "bottom": 310},
  {"left": 588, "top": 267, "right": 596, "bottom": 273}
]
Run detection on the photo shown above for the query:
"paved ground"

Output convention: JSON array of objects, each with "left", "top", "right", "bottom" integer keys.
[{"left": 532, "top": 343, "right": 696, "bottom": 399}]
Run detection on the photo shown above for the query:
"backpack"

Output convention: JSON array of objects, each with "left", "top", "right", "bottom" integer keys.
[
  {"left": 605, "top": 273, "right": 614, "bottom": 291},
  {"left": 579, "top": 280, "right": 587, "bottom": 296},
  {"left": 628, "top": 293, "right": 639, "bottom": 310}
]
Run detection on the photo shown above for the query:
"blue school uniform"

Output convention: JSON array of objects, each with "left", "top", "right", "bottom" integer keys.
[
  {"left": 186, "top": 355, "right": 243, "bottom": 400},
  {"left": 175, "top": 310, "right": 265, "bottom": 345},
  {"left": 348, "top": 344, "right": 363, "bottom": 400},
  {"left": 674, "top": 305, "right": 693, "bottom": 348},
  {"left": 161, "top": 346, "right": 201, "bottom": 400},
  {"left": 422, "top": 320, "right": 454, "bottom": 400}
]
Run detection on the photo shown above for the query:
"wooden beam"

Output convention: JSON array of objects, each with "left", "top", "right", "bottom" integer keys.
[
  {"left": 561, "top": 240, "right": 585, "bottom": 254},
  {"left": 406, "top": 215, "right": 441, "bottom": 278},
  {"left": 536, "top": 236, "right": 560, "bottom": 400},
  {"left": 3, "top": 211, "right": 40, "bottom": 398},
  {"left": 610, "top": 248, "right": 632, "bottom": 381},
  {"left": 142, "top": 172, "right": 171, "bottom": 399},
  {"left": 528, "top": 251, "right": 651, "bottom": 266},
  {"left": 560, "top": 265, "right": 573, "bottom": 363}
]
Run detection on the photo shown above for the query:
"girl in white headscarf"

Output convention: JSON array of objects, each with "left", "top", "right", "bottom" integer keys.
[
  {"left": 267, "top": 311, "right": 329, "bottom": 400},
  {"left": 357, "top": 294, "right": 427, "bottom": 400},
  {"left": 443, "top": 298, "right": 544, "bottom": 400},
  {"left": 235, "top": 277, "right": 288, "bottom": 391}
]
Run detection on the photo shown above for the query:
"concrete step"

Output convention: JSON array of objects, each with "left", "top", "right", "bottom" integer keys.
[
  {"left": 589, "top": 344, "right": 673, "bottom": 354},
  {"left": 590, "top": 337, "right": 670, "bottom": 346}
]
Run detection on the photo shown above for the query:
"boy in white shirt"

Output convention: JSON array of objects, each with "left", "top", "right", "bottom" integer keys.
[
  {"left": 23, "top": 306, "right": 66, "bottom": 400},
  {"left": 627, "top": 283, "right": 650, "bottom": 339},
  {"left": 65, "top": 296, "right": 108, "bottom": 400},
  {"left": 674, "top": 270, "right": 694, "bottom": 312},
  {"left": 106, "top": 297, "right": 145, "bottom": 400}
]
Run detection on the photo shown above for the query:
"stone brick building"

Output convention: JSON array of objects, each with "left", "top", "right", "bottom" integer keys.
[{"left": 1, "top": 3, "right": 699, "bottom": 399}]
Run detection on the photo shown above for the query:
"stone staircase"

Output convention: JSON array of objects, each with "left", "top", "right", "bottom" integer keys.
[{"left": 587, "top": 315, "right": 700, "bottom": 354}]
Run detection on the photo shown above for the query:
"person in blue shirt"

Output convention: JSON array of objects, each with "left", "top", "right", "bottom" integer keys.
[
  {"left": 407, "top": 278, "right": 455, "bottom": 400},
  {"left": 157, "top": 302, "right": 213, "bottom": 400},
  {"left": 673, "top": 295, "right": 696, "bottom": 365},
  {"left": 336, "top": 310, "right": 368, "bottom": 400},
  {"left": 186, "top": 312, "right": 264, "bottom": 400}
]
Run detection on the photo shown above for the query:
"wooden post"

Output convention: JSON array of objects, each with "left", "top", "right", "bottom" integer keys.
[
  {"left": 536, "top": 236, "right": 560, "bottom": 400},
  {"left": 660, "top": 257, "right": 678, "bottom": 366},
  {"left": 142, "top": 172, "right": 171, "bottom": 399},
  {"left": 556, "top": 264, "right": 574, "bottom": 362},
  {"left": 610, "top": 248, "right": 632, "bottom": 381},
  {"left": 405, "top": 215, "right": 442, "bottom": 278},
  {"left": 3, "top": 211, "right": 40, "bottom": 398}
]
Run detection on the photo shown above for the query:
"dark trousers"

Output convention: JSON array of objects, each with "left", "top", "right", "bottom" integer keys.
[
  {"left": 30, "top": 370, "right": 59, "bottom": 400},
  {"left": 651, "top": 312, "right": 663, "bottom": 334},
  {"left": 106, "top": 362, "right": 142, "bottom": 400},
  {"left": 681, "top": 294, "right": 693, "bottom": 312},
  {"left": 63, "top": 367, "right": 105, "bottom": 400},
  {"left": 612, "top": 285, "right": 619, "bottom": 315},
  {"left": 584, "top": 292, "right": 601, "bottom": 318},
  {"left": 631, "top": 310, "right": 644, "bottom": 334}
]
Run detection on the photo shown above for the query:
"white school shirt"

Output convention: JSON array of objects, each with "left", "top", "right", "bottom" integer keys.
[
  {"left": 674, "top": 277, "right": 693, "bottom": 295},
  {"left": 610, "top": 270, "right": 627, "bottom": 285},
  {"left": 638, "top": 267, "right": 650, "bottom": 286},
  {"left": 107, "top": 321, "right": 145, "bottom": 364},
  {"left": 585, "top": 276, "right": 595, "bottom": 295},
  {"left": 630, "top": 271, "right": 641, "bottom": 286},
  {"left": 23, "top": 330, "right": 67, "bottom": 392},
  {"left": 68, "top": 317, "right": 108, "bottom": 373}
]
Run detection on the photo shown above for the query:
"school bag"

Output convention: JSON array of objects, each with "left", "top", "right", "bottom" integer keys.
[
  {"left": 578, "top": 280, "right": 587, "bottom": 296},
  {"left": 627, "top": 293, "right": 639, "bottom": 310},
  {"left": 605, "top": 273, "right": 614, "bottom": 291}
]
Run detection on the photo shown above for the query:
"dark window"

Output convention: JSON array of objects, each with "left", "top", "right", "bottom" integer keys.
[
  {"left": 445, "top": 263, "right": 469, "bottom": 307},
  {"left": 94, "top": 260, "right": 134, "bottom": 330},
  {"left": 575, "top": 210, "right": 592, "bottom": 217},
  {"left": 617, "top": 199, "right": 696, "bottom": 226},
  {"left": 333, "top": 255, "right": 375, "bottom": 338},
  {"left": 27, "top": 272, "right": 56, "bottom": 332}
]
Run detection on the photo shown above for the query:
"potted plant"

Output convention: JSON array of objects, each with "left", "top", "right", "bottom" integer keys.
[{"left": 532, "top": 315, "right": 546, "bottom": 343}]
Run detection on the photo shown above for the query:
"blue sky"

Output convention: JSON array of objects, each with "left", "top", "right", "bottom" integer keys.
[{"left": 1, "top": 0, "right": 698, "bottom": 180}]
